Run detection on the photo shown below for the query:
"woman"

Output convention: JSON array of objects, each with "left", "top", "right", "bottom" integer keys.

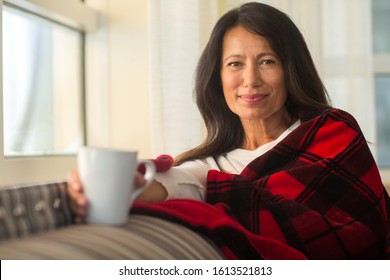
[{"left": 68, "top": 2, "right": 390, "bottom": 259}]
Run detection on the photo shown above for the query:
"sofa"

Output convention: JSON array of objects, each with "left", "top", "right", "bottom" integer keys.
[{"left": 0, "top": 181, "right": 224, "bottom": 260}]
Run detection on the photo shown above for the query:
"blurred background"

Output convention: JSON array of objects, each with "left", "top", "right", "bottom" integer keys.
[{"left": 1, "top": 0, "right": 390, "bottom": 188}]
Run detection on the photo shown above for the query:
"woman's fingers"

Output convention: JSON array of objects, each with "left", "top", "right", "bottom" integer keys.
[
  {"left": 134, "top": 171, "right": 147, "bottom": 187},
  {"left": 67, "top": 169, "right": 88, "bottom": 223}
]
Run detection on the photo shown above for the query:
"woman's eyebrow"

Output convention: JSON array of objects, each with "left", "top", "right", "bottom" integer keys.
[
  {"left": 256, "top": 52, "right": 278, "bottom": 59},
  {"left": 223, "top": 52, "right": 277, "bottom": 62},
  {"left": 222, "top": 54, "right": 242, "bottom": 63}
]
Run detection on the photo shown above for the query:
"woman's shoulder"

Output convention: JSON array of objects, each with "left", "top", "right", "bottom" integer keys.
[
  {"left": 298, "top": 107, "right": 364, "bottom": 137},
  {"left": 301, "top": 107, "right": 358, "bottom": 124}
]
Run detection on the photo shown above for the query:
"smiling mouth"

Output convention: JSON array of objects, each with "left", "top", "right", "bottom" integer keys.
[{"left": 239, "top": 94, "right": 268, "bottom": 103}]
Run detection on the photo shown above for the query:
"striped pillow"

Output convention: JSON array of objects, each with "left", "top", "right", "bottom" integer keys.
[{"left": 0, "top": 181, "right": 72, "bottom": 240}]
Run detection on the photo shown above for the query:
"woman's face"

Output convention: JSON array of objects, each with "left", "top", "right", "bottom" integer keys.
[{"left": 220, "top": 25, "right": 288, "bottom": 124}]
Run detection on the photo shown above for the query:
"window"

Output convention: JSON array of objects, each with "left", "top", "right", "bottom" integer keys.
[
  {"left": 373, "top": 0, "right": 390, "bottom": 168},
  {"left": 3, "top": 6, "right": 83, "bottom": 157},
  {"left": 0, "top": 0, "right": 97, "bottom": 186}
]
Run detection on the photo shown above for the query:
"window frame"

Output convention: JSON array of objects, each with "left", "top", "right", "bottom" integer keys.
[
  {"left": 374, "top": 54, "right": 390, "bottom": 185},
  {"left": 0, "top": 0, "right": 98, "bottom": 186},
  {"left": 372, "top": 0, "right": 390, "bottom": 187}
]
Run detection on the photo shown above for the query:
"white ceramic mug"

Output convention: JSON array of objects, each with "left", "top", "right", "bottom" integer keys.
[{"left": 77, "top": 146, "right": 156, "bottom": 225}]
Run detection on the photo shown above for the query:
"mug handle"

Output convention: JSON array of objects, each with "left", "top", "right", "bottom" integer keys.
[{"left": 129, "top": 160, "right": 156, "bottom": 202}]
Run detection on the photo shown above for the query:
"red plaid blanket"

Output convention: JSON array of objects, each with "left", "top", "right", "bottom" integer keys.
[{"left": 133, "top": 108, "right": 390, "bottom": 259}]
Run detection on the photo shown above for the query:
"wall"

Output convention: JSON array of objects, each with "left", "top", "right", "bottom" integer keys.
[
  {"left": 108, "top": 1, "right": 151, "bottom": 158},
  {"left": 86, "top": 0, "right": 151, "bottom": 158}
]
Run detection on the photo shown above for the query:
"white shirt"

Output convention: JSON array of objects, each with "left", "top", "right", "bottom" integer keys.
[{"left": 155, "top": 120, "right": 300, "bottom": 201}]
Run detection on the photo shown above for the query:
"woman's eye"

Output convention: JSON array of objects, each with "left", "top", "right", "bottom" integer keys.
[
  {"left": 260, "top": 59, "right": 275, "bottom": 65},
  {"left": 227, "top": 61, "right": 241, "bottom": 67},
  {"left": 259, "top": 59, "right": 278, "bottom": 69}
]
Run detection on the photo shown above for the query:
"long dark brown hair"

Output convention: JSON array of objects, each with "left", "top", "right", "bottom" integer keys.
[{"left": 175, "top": 2, "right": 330, "bottom": 165}]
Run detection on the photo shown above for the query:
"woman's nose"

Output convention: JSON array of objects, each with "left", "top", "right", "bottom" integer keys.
[{"left": 243, "top": 64, "right": 262, "bottom": 88}]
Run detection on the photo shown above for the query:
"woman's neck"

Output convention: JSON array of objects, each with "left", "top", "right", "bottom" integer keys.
[{"left": 240, "top": 111, "right": 294, "bottom": 150}]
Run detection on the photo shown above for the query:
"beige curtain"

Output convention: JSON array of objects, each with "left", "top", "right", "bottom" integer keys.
[
  {"left": 148, "top": 0, "right": 218, "bottom": 157},
  {"left": 322, "top": 0, "right": 375, "bottom": 145}
]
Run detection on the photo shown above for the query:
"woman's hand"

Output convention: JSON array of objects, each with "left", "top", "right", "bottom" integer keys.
[{"left": 67, "top": 169, "right": 88, "bottom": 224}]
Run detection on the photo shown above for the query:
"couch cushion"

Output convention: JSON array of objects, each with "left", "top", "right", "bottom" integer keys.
[{"left": 0, "top": 215, "right": 224, "bottom": 259}]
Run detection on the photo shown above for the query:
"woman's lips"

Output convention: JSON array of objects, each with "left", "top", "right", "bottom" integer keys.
[{"left": 239, "top": 94, "right": 268, "bottom": 103}]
